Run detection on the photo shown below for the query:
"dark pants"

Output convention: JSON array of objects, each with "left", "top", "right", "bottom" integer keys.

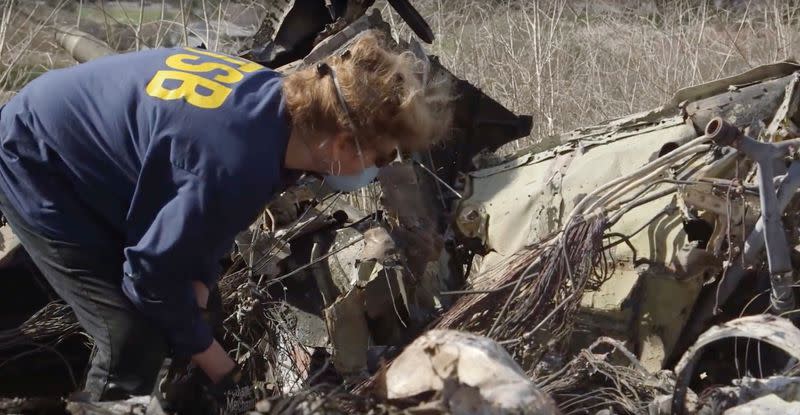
[{"left": 0, "top": 190, "right": 168, "bottom": 400}]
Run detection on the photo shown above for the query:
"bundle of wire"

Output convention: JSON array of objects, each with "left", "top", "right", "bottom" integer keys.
[{"left": 434, "top": 133, "right": 713, "bottom": 370}]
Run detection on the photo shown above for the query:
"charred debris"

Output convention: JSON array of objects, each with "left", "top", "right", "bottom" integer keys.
[{"left": 4, "top": 1, "right": 800, "bottom": 414}]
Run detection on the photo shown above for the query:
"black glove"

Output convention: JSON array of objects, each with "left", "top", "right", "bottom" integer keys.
[
  {"left": 207, "top": 366, "right": 256, "bottom": 415},
  {"left": 161, "top": 362, "right": 216, "bottom": 415}
]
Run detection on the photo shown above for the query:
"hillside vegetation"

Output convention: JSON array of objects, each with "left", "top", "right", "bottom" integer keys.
[{"left": 2, "top": 0, "right": 800, "bottom": 146}]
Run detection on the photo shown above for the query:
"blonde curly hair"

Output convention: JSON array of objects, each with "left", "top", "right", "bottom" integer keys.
[{"left": 283, "top": 31, "right": 454, "bottom": 153}]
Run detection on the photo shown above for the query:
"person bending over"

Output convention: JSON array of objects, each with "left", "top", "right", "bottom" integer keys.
[{"left": 0, "top": 31, "right": 452, "bottom": 413}]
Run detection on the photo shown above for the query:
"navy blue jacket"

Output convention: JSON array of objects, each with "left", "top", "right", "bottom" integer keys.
[{"left": 0, "top": 47, "right": 290, "bottom": 356}]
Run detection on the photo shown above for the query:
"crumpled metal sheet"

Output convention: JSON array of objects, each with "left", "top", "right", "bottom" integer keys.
[
  {"left": 460, "top": 62, "right": 800, "bottom": 271},
  {"left": 733, "top": 377, "right": 800, "bottom": 402},
  {"left": 360, "top": 227, "right": 397, "bottom": 264},
  {"left": 634, "top": 261, "right": 709, "bottom": 372},
  {"left": 327, "top": 227, "right": 367, "bottom": 293},
  {"left": 301, "top": 9, "right": 389, "bottom": 67},
  {"left": 723, "top": 394, "right": 800, "bottom": 415},
  {"left": 684, "top": 70, "right": 800, "bottom": 133},
  {"left": 672, "top": 61, "right": 800, "bottom": 105},
  {"left": 701, "top": 376, "right": 800, "bottom": 412},
  {"left": 764, "top": 72, "right": 800, "bottom": 140},
  {"left": 672, "top": 315, "right": 800, "bottom": 415},
  {"left": 458, "top": 116, "right": 697, "bottom": 282},
  {"left": 245, "top": 0, "right": 330, "bottom": 68},
  {"left": 322, "top": 222, "right": 443, "bottom": 373},
  {"left": 384, "top": 330, "right": 559, "bottom": 414},
  {"left": 459, "top": 115, "right": 707, "bottom": 371},
  {"left": 284, "top": 303, "right": 328, "bottom": 348},
  {"left": 324, "top": 287, "right": 370, "bottom": 377}
]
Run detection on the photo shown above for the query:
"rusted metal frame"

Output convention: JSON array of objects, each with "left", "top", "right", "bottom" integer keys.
[{"left": 705, "top": 117, "right": 800, "bottom": 314}]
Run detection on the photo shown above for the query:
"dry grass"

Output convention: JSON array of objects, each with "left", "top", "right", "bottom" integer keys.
[
  {"left": 0, "top": 0, "right": 266, "bottom": 95},
  {"left": 5, "top": 0, "right": 800, "bottom": 139},
  {"left": 382, "top": 0, "right": 800, "bottom": 147}
]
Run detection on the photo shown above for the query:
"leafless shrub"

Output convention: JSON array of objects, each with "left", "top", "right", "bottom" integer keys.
[
  {"left": 382, "top": 0, "right": 800, "bottom": 151},
  {"left": 7, "top": 0, "right": 800, "bottom": 141}
]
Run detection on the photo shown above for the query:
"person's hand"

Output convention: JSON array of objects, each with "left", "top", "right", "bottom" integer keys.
[
  {"left": 162, "top": 363, "right": 255, "bottom": 415},
  {"left": 207, "top": 366, "right": 256, "bottom": 415},
  {"left": 161, "top": 362, "right": 214, "bottom": 415},
  {"left": 192, "top": 280, "right": 210, "bottom": 308},
  {"left": 192, "top": 340, "right": 236, "bottom": 383}
]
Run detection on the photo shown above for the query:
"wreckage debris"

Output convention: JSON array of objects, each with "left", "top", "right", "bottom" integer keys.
[
  {"left": 383, "top": 330, "right": 559, "bottom": 415},
  {"left": 673, "top": 315, "right": 800, "bottom": 415},
  {"left": 698, "top": 376, "right": 800, "bottom": 414},
  {"left": 722, "top": 394, "right": 800, "bottom": 415},
  {"left": 66, "top": 396, "right": 162, "bottom": 415},
  {"left": 538, "top": 337, "right": 675, "bottom": 415},
  {"left": 11, "top": 2, "right": 800, "bottom": 415}
]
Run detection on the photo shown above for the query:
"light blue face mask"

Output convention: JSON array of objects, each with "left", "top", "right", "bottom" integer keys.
[{"left": 323, "top": 166, "right": 380, "bottom": 192}]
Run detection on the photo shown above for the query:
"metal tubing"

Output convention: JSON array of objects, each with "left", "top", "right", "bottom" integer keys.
[
  {"left": 755, "top": 158, "right": 795, "bottom": 312},
  {"left": 684, "top": 160, "right": 800, "bottom": 345},
  {"left": 571, "top": 135, "right": 710, "bottom": 219},
  {"left": 705, "top": 117, "right": 796, "bottom": 313}
]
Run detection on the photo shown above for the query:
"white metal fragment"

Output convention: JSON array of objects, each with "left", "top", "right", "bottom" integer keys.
[
  {"left": 384, "top": 330, "right": 559, "bottom": 415},
  {"left": 723, "top": 394, "right": 800, "bottom": 415}
]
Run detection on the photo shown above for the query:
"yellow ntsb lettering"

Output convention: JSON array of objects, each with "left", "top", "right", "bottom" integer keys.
[
  {"left": 186, "top": 48, "right": 263, "bottom": 73},
  {"left": 145, "top": 70, "right": 231, "bottom": 109},
  {"left": 165, "top": 54, "right": 244, "bottom": 84},
  {"left": 145, "top": 49, "right": 263, "bottom": 109}
]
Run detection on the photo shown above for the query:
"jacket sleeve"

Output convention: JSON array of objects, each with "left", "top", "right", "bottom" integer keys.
[{"left": 120, "top": 167, "right": 233, "bottom": 357}]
